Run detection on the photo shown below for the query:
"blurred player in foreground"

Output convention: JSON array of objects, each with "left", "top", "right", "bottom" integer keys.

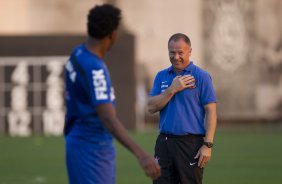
[{"left": 64, "top": 4, "right": 161, "bottom": 184}]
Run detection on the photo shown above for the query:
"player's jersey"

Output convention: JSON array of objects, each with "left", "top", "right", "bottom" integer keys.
[
  {"left": 64, "top": 44, "right": 116, "bottom": 145},
  {"left": 150, "top": 62, "right": 216, "bottom": 135}
]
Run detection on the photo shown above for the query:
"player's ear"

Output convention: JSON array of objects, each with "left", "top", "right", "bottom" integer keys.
[
  {"left": 109, "top": 30, "right": 118, "bottom": 43},
  {"left": 189, "top": 47, "right": 192, "bottom": 56}
]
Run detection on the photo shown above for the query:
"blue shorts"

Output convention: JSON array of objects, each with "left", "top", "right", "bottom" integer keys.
[{"left": 66, "top": 137, "right": 116, "bottom": 184}]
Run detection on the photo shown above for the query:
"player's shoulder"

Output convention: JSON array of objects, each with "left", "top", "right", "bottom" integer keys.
[
  {"left": 73, "top": 44, "right": 105, "bottom": 71},
  {"left": 155, "top": 66, "right": 171, "bottom": 77},
  {"left": 193, "top": 64, "right": 211, "bottom": 78}
]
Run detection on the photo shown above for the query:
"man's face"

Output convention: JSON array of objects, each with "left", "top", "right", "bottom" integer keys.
[{"left": 168, "top": 38, "right": 192, "bottom": 72}]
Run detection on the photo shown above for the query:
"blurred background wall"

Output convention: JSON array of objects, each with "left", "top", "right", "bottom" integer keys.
[
  {"left": 203, "top": 0, "right": 282, "bottom": 122},
  {"left": 0, "top": 0, "right": 281, "bottom": 136}
]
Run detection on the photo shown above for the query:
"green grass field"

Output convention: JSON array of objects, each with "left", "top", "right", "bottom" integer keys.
[{"left": 0, "top": 125, "right": 282, "bottom": 184}]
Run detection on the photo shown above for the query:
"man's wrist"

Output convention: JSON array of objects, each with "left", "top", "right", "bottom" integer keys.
[
  {"left": 168, "top": 86, "right": 177, "bottom": 95},
  {"left": 203, "top": 141, "right": 214, "bottom": 148}
]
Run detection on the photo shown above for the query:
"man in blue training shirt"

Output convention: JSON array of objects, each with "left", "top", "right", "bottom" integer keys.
[
  {"left": 148, "top": 33, "right": 217, "bottom": 184},
  {"left": 64, "top": 4, "right": 161, "bottom": 184}
]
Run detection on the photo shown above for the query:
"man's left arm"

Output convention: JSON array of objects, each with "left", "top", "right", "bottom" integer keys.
[
  {"left": 204, "top": 102, "right": 217, "bottom": 144},
  {"left": 194, "top": 102, "right": 217, "bottom": 168}
]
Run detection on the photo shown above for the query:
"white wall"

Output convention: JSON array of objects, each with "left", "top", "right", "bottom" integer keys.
[
  {"left": 117, "top": 0, "right": 202, "bottom": 78},
  {"left": 0, "top": 0, "right": 104, "bottom": 34},
  {"left": 0, "top": 0, "right": 202, "bottom": 79}
]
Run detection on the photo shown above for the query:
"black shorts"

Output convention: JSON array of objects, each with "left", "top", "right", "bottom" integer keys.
[{"left": 153, "top": 133, "right": 204, "bottom": 184}]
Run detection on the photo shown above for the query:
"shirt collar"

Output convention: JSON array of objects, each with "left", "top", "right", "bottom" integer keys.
[{"left": 168, "top": 61, "right": 195, "bottom": 73}]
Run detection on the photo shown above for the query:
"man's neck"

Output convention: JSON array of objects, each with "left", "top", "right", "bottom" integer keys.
[
  {"left": 85, "top": 37, "right": 108, "bottom": 58},
  {"left": 173, "top": 68, "right": 182, "bottom": 74},
  {"left": 173, "top": 63, "right": 190, "bottom": 74}
]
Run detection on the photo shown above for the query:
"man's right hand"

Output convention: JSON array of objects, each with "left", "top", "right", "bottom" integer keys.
[
  {"left": 169, "top": 75, "right": 196, "bottom": 93},
  {"left": 138, "top": 154, "right": 161, "bottom": 180}
]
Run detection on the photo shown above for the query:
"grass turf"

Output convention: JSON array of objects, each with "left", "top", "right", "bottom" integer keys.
[{"left": 0, "top": 125, "right": 282, "bottom": 184}]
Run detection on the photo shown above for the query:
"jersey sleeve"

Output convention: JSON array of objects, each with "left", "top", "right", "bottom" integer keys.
[
  {"left": 199, "top": 72, "right": 217, "bottom": 105},
  {"left": 149, "top": 72, "right": 161, "bottom": 96},
  {"left": 87, "top": 65, "right": 113, "bottom": 106}
]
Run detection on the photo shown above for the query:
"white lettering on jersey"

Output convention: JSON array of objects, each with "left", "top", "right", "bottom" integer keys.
[
  {"left": 92, "top": 69, "right": 108, "bottom": 100},
  {"left": 65, "top": 61, "right": 76, "bottom": 82},
  {"left": 110, "top": 87, "right": 116, "bottom": 101}
]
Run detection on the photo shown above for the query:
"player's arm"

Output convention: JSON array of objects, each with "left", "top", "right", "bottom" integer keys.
[
  {"left": 148, "top": 75, "right": 195, "bottom": 113},
  {"left": 96, "top": 103, "right": 161, "bottom": 180},
  {"left": 204, "top": 102, "right": 217, "bottom": 144},
  {"left": 195, "top": 102, "right": 217, "bottom": 168}
]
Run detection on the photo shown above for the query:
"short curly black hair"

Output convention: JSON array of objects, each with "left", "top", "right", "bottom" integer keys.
[{"left": 87, "top": 4, "right": 121, "bottom": 39}]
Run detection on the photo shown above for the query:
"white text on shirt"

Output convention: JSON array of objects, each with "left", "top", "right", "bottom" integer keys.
[{"left": 92, "top": 69, "right": 108, "bottom": 100}]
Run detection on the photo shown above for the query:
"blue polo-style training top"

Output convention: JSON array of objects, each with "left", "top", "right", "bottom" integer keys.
[
  {"left": 64, "top": 44, "right": 115, "bottom": 145},
  {"left": 150, "top": 62, "right": 216, "bottom": 135}
]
